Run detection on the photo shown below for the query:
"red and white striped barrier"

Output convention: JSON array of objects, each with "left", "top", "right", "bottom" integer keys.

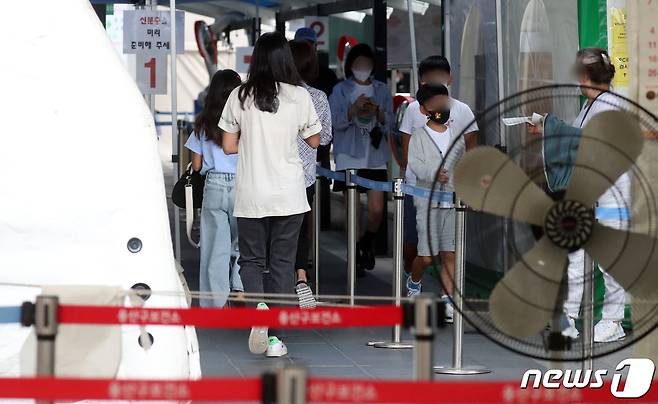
[
  {"left": 56, "top": 304, "right": 402, "bottom": 328},
  {"left": 0, "top": 376, "right": 655, "bottom": 403}
]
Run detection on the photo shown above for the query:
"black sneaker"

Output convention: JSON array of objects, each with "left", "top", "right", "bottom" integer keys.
[{"left": 358, "top": 242, "right": 376, "bottom": 270}]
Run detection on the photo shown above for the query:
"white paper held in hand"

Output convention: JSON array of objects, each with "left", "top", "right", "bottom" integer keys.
[{"left": 502, "top": 112, "right": 545, "bottom": 127}]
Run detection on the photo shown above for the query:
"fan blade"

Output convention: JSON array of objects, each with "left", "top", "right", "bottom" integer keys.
[
  {"left": 565, "top": 110, "right": 644, "bottom": 205},
  {"left": 454, "top": 146, "right": 553, "bottom": 226},
  {"left": 490, "top": 237, "right": 568, "bottom": 337},
  {"left": 584, "top": 223, "right": 658, "bottom": 298}
]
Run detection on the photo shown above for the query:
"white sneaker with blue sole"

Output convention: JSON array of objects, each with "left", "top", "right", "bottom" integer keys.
[{"left": 406, "top": 276, "right": 422, "bottom": 297}]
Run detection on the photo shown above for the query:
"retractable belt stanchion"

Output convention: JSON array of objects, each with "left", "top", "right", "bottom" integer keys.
[
  {"left": 35, "top": 295, "right": 59, "bottom": 404},
  {"left": 263, "top": 365, "right": 307, "bottom": 404},
  {"left": 412, "top": 293, "right": 437, "bottom": 381},
  {"left": 346, "top": 169, "right": 357, "bottom": 306},
  {"left": 434, "top": 200, "right": 491, "bottom": 376},
  {"left": 371, "top": 178, "right": 413, "bottom": 349},
  {"left": 313, "top": 176, "right": 321, "bottom": 298},
  {"left": 582, "top": 252, "right": 595, "bottom": 371}
]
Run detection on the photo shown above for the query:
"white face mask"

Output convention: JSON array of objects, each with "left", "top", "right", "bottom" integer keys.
[{"left": 352, "top": 69, "right": 372, "bottom": 82}]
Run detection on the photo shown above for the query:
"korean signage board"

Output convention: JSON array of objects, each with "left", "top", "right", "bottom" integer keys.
[
  {"left": 122, "top": 10, "right": 184, "bottom": 55},
  {"left": 304, "top": 16, "right": 329, "bottom": 52},
  {"left": 136, "top": 54, "right": 167, "bottom": 94}
]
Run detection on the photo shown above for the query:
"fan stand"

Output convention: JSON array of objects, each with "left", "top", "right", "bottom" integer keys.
[{"left": 434, "top": 203, "right": 491, "bottom": 375}]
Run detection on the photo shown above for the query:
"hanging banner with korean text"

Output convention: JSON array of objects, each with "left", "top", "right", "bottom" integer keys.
[{"left": 122, "top": 10, "right": 184, "bottom": 54}]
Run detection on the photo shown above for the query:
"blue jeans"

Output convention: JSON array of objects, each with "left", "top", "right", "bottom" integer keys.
[{"left": 200, "top": 172, "right": 243, "bottom": 307}]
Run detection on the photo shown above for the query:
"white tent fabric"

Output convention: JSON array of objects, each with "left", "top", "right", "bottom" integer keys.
[{"left": 0, "top": 0, "right": 200, "bottom": 380}]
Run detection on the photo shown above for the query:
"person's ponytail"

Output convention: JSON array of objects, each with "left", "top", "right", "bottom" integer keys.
[{"left": 575, "top": 48, "right": 615, "bottom": 85}]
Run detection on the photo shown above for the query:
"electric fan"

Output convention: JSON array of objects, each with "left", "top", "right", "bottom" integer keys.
[{"left": 429, "top": 84, "right": 658, "bottom": 360}]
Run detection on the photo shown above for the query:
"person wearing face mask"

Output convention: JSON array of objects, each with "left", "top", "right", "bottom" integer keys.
[
  {"left": 329, "top": 43, "right": 393, "bottom": 276},
  {"left": 406, "top": 84, "right": 464, "bottom": 323},
  {"left": 398, "top": 55, "right": 479, "bottom": 283},
  {"left": 527, "top": 48, "right": 627, "bottom": 343}
]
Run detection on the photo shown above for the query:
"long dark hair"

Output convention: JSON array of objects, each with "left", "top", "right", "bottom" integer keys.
[
  {"left": 344, "top": 43, "right": 375, "bottom": 80},
  {"left": 194, "top": 69, "right": 241, "bottom": 147},
  {"left": 238, "top": 32, "right": 302, "bottom": 112},
  {"left": 289, "top": 40, "right": 319, "bottom": 83}
]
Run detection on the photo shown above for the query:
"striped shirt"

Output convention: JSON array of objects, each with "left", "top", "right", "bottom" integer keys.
[{"left": 298, "top": 84, "right": 332, "bottom": 187}]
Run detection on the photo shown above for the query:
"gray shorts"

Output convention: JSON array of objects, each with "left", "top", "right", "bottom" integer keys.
[{"left": 414, "top": 199, "right": 455, "bottom": 257}]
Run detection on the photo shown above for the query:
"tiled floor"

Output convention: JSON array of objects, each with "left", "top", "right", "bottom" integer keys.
[{"left": 160, "top": 132, "right": 632, "bottom": 383}]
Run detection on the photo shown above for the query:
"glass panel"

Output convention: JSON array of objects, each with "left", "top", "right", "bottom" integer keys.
[
  {"left": 387, "top": 2, "right": 442, "bottom": 69},
  {"left": 501, "top": 0, "right": 580, "bottom": 175}
]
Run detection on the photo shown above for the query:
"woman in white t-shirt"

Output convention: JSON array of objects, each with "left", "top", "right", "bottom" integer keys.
[
  {"left": 329, "top": 44, "right": 393, "bottom": 276},
  {"left": 185, "top": 69, "right": 243, "bottom": 309},
  {"left": 220, "top": 32, "right": 321, "bottom": 358}
]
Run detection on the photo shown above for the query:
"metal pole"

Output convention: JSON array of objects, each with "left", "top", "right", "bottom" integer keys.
[
  {"left": 406, "top": 0, "right": 419, "bottom": 96},
  {"left": 494, "top": 0, "right": 510, "bottom": 282},
  {"left": 443, "top": 0, "right": 451, "bottom": 62},
  {"left": 276, "top": 365, "right": 307, "bottom": 404},
  {"left": 35, "top": 295, "right": 58, "bottom": 404},
  {"left": 346, "top": 169, "right": 357, "bottom": 306},
  {"left": 255, "top": 0, "right": 261, "bottom": 38},
  {"left": 170, "top": 0, "right": 181, "bottom": 260},
  {"left": 313, "top": 176, "right": 321, "bottom": 297},
  {"left": 435, "top": 201, "right": 490, "bottom": 375},
  {"left": 412, "top": 293, "right": 436, "bottom": 381},
  {"left": 582, "top": 252, "right": 595, "bottom": 371},
  {"left": 372, "top": 179, "right": 413, "bottom": 349},
  {"left": 495, "top": 0, "right": 505, "bottom": 149}
]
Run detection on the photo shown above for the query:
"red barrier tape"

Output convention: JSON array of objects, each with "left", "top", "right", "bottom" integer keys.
[
  {"left": 308, "top": 379, "right": 658, "bottom": 403},
  {"left": 0, "top": 377, "right": 260, "bottom": 401},
  {"left": 57, "top": 305, "right": 402, "bottom": 328},
  {"left": 0, "top": 377, "right": 656, "bottom": 403}
]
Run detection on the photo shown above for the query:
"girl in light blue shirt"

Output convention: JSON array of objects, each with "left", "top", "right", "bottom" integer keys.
[{"left": 185, "top": 69, "right": 243, "bottom": 308}]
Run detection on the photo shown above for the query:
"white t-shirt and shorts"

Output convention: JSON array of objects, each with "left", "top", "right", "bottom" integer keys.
[
  {"left": 399, "top": 98, "right": 478, "bottom": 243},
  {"left": 413, "top": 125, "right": 457, "bottom": 257}
]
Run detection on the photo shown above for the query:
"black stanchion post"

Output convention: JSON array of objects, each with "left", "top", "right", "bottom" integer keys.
[
  {"left": 262, "top": 365, "right": 307, "bottom": 404},
  {"left": 313, "top": 175, "right": 321, "bottom": 297},
  {"left": 346, "top": 169, "right": 357, "bottom": 306},
  {"left": 35, "top": 295, "right": 58, "bottom": 404},
  {"left": 411, "top": 293, "right": 437, "bottom": 381}
]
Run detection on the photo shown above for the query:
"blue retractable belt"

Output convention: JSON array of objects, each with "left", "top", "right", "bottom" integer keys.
[
  {"left": 0, "top": 306, "right": 21, "bottom": 324},
  {"left": 316, "top": 166, "right": 346, "bottom": 182},
  {"left": 401, "top": 184, "right": 454, "bottom": 203},
  {"left": 315, "top": 165, "right": 455, "bottom": 201},
  {"left": 351, "top": 175, "right": 393, "bottom": 193}
]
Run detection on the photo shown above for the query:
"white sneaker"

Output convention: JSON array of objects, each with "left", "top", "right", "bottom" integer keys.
[
  {"left": 594, "top": 320, "right": 625, "bottom": 343},
  {"left": 248, "top": 303, "right": 269, "bottom": 354},
  {"left": 265, "top": 336, "right": 288, "bottom": 357},
  {"left": 442, "top": 295, "right": 454, "bottom": 324},
  {"left": 562, "top": 316, "right": 580, "bottom": 339}
]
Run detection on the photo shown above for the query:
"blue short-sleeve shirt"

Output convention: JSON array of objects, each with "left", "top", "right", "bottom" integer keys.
[{"left": 184, "top": 130, "right": 237, "bottom": 175}]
